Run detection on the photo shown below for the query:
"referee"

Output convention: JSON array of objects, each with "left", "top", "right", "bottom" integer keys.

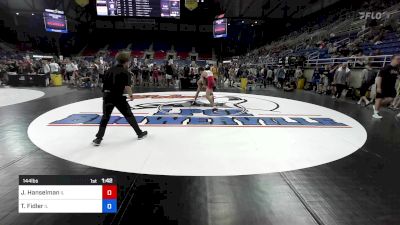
[{"left": 93, "top": 51, "right": 147, "bottom": 146}]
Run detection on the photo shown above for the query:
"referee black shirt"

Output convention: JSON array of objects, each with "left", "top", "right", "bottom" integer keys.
[
  {"left": 102, "top": 64, "right": 131, "bottom": 97},
  {"left": 378, "top": 64, "right": 400, "bottom": 97}
]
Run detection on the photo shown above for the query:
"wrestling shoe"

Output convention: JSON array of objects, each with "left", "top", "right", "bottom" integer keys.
[
  {"left": 92, "top": 138, "right": 102, "bottom": 146},
  {"left": 138, "top": 131, "right": 148, "bottom": 140},
  {"left": 372, "top": 113, "right": 383, "bottom": 119},
  {"left": 372, "top": 105, "right": 382, "bottom": 119}
]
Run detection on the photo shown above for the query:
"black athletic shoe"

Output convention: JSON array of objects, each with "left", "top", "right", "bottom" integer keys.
[
  {"left": 138, "top": 131, "right": 148, "bottom": 140},
  {"left": 212, "top": 108, "right": 218, "bottom": 113},
  {"left": 92, "top": 138, "right": 102, "bottom": 146}
]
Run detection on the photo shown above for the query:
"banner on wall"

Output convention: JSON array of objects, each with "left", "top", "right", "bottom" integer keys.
[
  {"left": 185, "top": 0, "right": 198, "bottom": 11},
  {"left": 75, "top": 0, "right": 89, "bottom": 7}
]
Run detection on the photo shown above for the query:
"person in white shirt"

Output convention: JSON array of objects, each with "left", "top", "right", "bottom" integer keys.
[
  {"left": 73, "top": 61, "right": 79, "bottom": 72},
  {"left": 267, "top": 67, "right": 273, "bottom": 85},
  {"left": 98, "top": 59, "right": 106, "bottom": 83},
  {"left": 65, "top": 59, "right": 75, "bottom": 83},
  {"left": 71, "top": 61, "right": 80, "bottom": 87},
  {"left": 294, "top": 66, "right": 303, "bottom": 79},
  {"left": 49, "top": 60, "right": 60, "bottom": 74},
  {"left": 228, "top": 67, "right": 236, "bottom": 87},
  {"left": 42, "top": 60, "right": 51, "bottom": 75}
]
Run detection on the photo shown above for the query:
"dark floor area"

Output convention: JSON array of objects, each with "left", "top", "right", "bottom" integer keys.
[{"left": 1, "top": 85, "right": 400, "bottom": 225}]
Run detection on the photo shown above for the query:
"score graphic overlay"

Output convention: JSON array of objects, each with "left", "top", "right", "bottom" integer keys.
[
  {"left": 96, "top": 0, "right": 180, "bottom": 18},
  {"left": 43, "top": 9, "right": 68, "bottom": 33},
  {"left": 19, "top": 176, "right": 117, "bottom": 213},
  {"left": 213, "top": 18, "right": 228, "bottom": 38}
]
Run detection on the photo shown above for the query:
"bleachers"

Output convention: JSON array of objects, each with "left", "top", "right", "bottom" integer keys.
[
  {"left": 362, "top": 32, "right": 400, "bottom": 55},
  {"left": 196, "top": 43, "right": 213, "bottom": 60},
  {"left": 243, "top": 2, "right": 400, "bottom": 67},
  {"left": 131, "top": 41, "right": 151, "bottom": 52},
  {"left": 175, "top": 43, "right": 192, "bottom": 60},
  {"left": 81, "top": 41, "right": 105, "bottom": 56},
  {"left": 131, "top": 50, "right": 144, "bottom": 58},
  {"left": 177, "top": 52, "right": 189, "bottom": 60},
  {"left": 154, "top": 51, "right": 167, "bottom": 59},
  {"left": 109, "top": 41, "right": 129, "bottom": 51},
  {"left": 153, "top": 42, "right": 170, "bottom": 51},
  {"left": 77, "top": 38, "right": 213, "bottom": 60}
]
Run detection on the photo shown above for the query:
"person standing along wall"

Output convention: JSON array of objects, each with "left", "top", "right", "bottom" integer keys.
[
  {"left": 357, "top": 63, "right": 376, "bottom": 106},
  {"left": 373, "top": 55, "right": 400, "bottom": 119},
  {"left": 49, "top": 59, "right": 60, "bottom": 74},
  {"left": 333, "top": 63, "right": 351, "bottom": 99},
  {"left": 165, "top": 62, "right": 173, "bottom": 87}
]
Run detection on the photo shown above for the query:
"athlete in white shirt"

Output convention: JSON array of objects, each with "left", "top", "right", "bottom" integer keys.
[
  {"left": 65, "top": 60, "right": 75, "bottom": 82},
  {"left": 49, "top": 60, "right": 60, "bottom": 73}
]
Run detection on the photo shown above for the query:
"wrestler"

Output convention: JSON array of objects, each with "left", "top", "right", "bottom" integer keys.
[
  {"left": 204, "top": 65, "right": 216, "bottom": 110},
  {"left": 192, "top": 67, "right": 207, "bottom": 105}
]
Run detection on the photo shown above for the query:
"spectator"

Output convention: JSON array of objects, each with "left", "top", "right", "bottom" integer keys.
[
  {"left": 141, "top": 64, "right": 150, "bottom": 87},
  {"left": 211, "top": 64, "right": 220, "bottom": 88},
  {"left": 228, "top": 66, "right": 236, "bottom": 87},
  {"left": 49, "top": 59, "right": 60, "bottom": 74},
  {"left": 71, "top": 60, "right": 80, "bottom": 87},
  {"left": 152, "top": 64, "right": 160, "bottom": 86},
  {"left": 98, "top": 58, "right": 106, "bottom": 85},
  {"left": 311, "top": 67, "right": 321, "bottom": 92},
  {"left": 65, "top": 59, "right": 75, "bottom": 83},
  {"left": 91, "top": 62, "right": 100, "bottom": 87},
  {"left": 294, "top": 66, "right": 303, "bottom": 80},
  {"left": 217, "top": 64, "right": 225, "bottom": 88},
  {"left": 266, "top": 67, "right": 273, "bottom": 85},
  {"left": 165, "top": 62, "right": 173, "bottom": 87},
  {"left": 276, "top": 66, "right": 285, "bottom": 88},
  {"left": 0, "top": 61, "right": 9, "bottom": 85},
  {"left": 130, "top": 64, "right": 140, "bottom": 86},
  {"left": 318, "top": 67, "right": 330, "bottom": 94},
  {"left": 357, "top": 63, "right": 376, "bottom": 106},
  {"left": 42, "top": 60, "right": 50, "bottom": 76},
  {"left": 333, "top": 63, "right": 351, "bottom": 99}
]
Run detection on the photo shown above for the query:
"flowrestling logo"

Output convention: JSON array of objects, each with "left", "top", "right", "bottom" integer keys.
[
  {"left": 48, "top": 94, "right": 350, "bottom": 128},
  {"left": 359, "top": 11, "right": 390, "bottom": 20}
]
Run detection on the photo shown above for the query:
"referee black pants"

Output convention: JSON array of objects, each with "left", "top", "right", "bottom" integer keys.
[{"left": 96, "top": 94, "right": 142, "bottom": 139}]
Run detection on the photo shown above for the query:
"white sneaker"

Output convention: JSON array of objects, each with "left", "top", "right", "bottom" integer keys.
[
  {"left": 372, "top": 113, "right": 383, "bottom": 119},
  {"left": 397, "top": 113, "right": 400, "bottom": 118},
  {"left": 357, "top": 101, "right": 361, "bottom": 105}
]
